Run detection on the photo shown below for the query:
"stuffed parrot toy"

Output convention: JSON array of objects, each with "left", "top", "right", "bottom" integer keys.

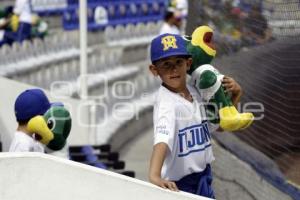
[
  {"left": 185, "top": 25, "right": 254, "bottom": 131},
  {"left": 27, "top": 106, "right": 72, "bottom": 151}
]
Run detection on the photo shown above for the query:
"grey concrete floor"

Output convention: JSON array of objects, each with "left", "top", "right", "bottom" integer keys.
[{"left": 120, "top": 128, "right": 153, "bottom": 181}]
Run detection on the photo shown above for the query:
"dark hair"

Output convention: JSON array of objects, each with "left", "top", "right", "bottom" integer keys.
[
  {"left": 18, "top": 120, "right": 29, "bottom": 126},
  {"left": 164, "top": 10, "right": 175, "bottom": 21},
  {"left": 4, "top": 6, "right": 13, "bottom": 17}
]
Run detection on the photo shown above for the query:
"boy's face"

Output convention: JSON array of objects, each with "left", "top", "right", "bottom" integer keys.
[{"left": 149, "top": 56, "right": 192, "bottom": 92}]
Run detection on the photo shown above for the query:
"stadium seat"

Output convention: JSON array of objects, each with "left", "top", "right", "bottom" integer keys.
[
  {"left": 104, "top": 25, "right": 114, "bottom": 42},
  {"left": 121, "top": 171, "right": 135, "bottom": 178},
  {"left": 68, "top": 144, "right": 126, "bottom": 171},
  {"left": 62, "top": 0, "right": 166, "bottom": 31},
  {"left": 69, "top": 144, "right": 111, "bottom": 154},
  {"left": 67, "top": 0, "right": 77, "bottom": 6},
  {"left": 70, "top": 152, "right": 119, "bottom": 162},
  {"left": 32, "top": 0, "right": 67, "bottom": 16},
  {"left": 92, "top": 161, "right": 107, "bottom": 169},
  {"left": 103, "top": 160, "right": 125, "bottom": 170}
]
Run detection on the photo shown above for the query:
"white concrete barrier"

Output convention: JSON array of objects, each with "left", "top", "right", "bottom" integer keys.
[{"left": 0, "top": 153, "right": 213, "bottom": 200}]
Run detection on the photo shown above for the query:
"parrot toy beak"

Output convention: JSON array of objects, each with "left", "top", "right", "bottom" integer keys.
[
  {"left": 27, "top": 116, "right": 54, "bottom": 145},
  {"left": 191, "top": 26, "right": 216, "bottom": 57}
]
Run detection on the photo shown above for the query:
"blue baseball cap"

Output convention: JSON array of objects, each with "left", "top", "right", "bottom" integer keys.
[
  {"left": 150, "top": 33, "right": 190, "bottom": 63},
  {"left": 14, "top": 89, "right": 51, "bottom": 122}
]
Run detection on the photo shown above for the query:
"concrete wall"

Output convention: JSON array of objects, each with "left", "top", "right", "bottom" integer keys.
[
  {"left": 211, "top": 140, "right": 293, "bottom": 200},
  {"left": 0, "top": 77, "right": 90, "bottom": 151},
  {"left": 0, "top": 153, "right": 212, "bottom": 200}
]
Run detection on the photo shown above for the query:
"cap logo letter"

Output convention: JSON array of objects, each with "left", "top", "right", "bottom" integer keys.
[{"left": 161, "top": 35, "right": 178, "bottom": 51}]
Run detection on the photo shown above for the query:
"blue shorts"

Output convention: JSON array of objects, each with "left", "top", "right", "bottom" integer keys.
[
  {"left": 16, "top": 22, "right": 32, "bottom": 42},
  {"left": 175, "top": 164, "right": 215, "bottom": 198}
]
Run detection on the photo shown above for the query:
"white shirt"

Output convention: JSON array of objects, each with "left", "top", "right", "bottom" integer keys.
[
  {"left": 9, "top": 131, "right": 44, "bottom": 152},
  {"left": 153, "top": 85, "right": 215, "bottom": 181},
  {"left": 14, "top": 0, "right": 32, "bottom": 24},
  {"left": 159, "top": 22, "right": 181, "bottom": 35}
]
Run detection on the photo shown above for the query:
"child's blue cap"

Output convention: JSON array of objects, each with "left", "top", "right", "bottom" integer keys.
[
  {"left": 14, "top": 89, "right": 51, "bottom": 122},
  {"left": 150, "top": 33, "right": 190, "bottom": 63}
]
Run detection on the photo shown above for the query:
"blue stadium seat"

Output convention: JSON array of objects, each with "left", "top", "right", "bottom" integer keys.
[
  {"left": 127, "top": 2, "right": 138, "bottom": 24},
  {"left": 32, "top": 0, "right": 67, "bottom": 16},
  {"left": 85, "top": 154, "right": 98, "bottom": 163},
  {"left": 62, "top": 7, "right": 79, "bottom": 30},
  {"left": 67, "top": 0, "right": 77, "bottom": 6},
  {"left": 93, "top": 162, "right": 108, "bottom": 169},
  {"left": 62, "top": 0, "right": 167, "bottom": 31},
  {"left": 81, "top": 145, "right": 95, "bottom": 154}
]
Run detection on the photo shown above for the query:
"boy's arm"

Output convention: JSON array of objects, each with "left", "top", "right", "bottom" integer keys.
[
  {"left": 222, "top": 76, "right": 243, "bottom": 106},
  {"left": 149, "top": 143, "right": 178, "bottom": 191}
]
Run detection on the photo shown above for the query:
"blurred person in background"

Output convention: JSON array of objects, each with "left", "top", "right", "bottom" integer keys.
[
  {"left": 1, "top": 0, "right": 46, "bottom": 46},
  {"left": 159, "top": 9, "right": 183, "bottom": 35},
  {"left": 0, "top": 6, "right": 14, "bottom": 46},
  {"left": 170, "top": 0, "right": 188, "bottom": 17},
  {"left": 169, "top": 0, "right": 188, "bottom": 34},
  {"left": 0, "top": 6, "right": 13, "bottom": 30},
  {"left": 242, "top": 5, "right": 272, "bottom": 46},
  {"left": 12, "top": 0, "right": 33, "bottom": 43}
]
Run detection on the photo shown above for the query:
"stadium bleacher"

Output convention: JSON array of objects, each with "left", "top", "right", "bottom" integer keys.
[
  {"left": 68, "top": 144, "right": 135, "bottom": 177},
  {"left": 31, "top": 0, "right": 67, "bottom": 16},
  {"left": 62, "top": 0, "right": 167, "bottom": 31}
]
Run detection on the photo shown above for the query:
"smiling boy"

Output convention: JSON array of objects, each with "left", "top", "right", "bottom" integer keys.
[{"left": 148, "top": 33, "right": 242, "bottom": 198}]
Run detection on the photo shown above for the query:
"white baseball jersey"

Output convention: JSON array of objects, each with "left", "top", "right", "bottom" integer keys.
[
  {"left": 9, "top": 131, "right": 44, "bottom": 152},
  {"left": 153, "top": 85, "right": 215, "bottom": 181},
  {"left": 14, "top": 0, "right": 32, "bottom": 24}
]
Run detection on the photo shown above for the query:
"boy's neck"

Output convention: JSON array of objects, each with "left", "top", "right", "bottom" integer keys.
[
  {"left": 167, "top": 20, "right": 175, "bottom": 26},
  {"left": 17, "top": 124, "right": 30, "bottom": 135},
  {"left": 162, "top": 83, "right": 193, "bottom": 102}
]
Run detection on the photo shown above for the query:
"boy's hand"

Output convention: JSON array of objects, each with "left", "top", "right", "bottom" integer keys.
[
  {"left": 222, "top": 76, "right": 243, "bottom": 106},
  {"left": 222, "top": 76, "right": 242, "bottom": 96},
  {"left": 150, "top": 176, "right": 179, "bottom": 191}
]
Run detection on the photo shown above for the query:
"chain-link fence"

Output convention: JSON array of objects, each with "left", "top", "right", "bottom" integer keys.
[{"left": 184, "top": 1, "right": 300, "bottom": 199}]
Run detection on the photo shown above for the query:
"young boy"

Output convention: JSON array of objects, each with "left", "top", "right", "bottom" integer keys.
[
  {"left": 9, "top": 89, "right": 51, "bottom": 152},
  {"left": 148, "top": 33, "right": 242, "bottom": 198}
]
